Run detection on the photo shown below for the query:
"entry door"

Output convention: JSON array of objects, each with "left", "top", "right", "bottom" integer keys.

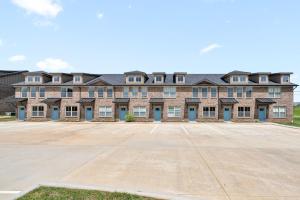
[
  {"left": 258, "top": 107, "right": 266, "bottom": 121},
  {"left": 119, "top": 107, "right": 127, "bottom": 121},
  {"left": 85, "top": 107, "right": 93, "bottom": 121},
  {"left": 188, "top": 106, "right": 196, "bottom": 121},
  {"left": 51, "top": 106, "right": 60, "bottom": 121},
  {"left": 154, "top": 106, "right": 161, "bottom": 121},
  {"left": 18, "top": 106, "right": 25, "bottom": 120},
  {"left": 224, "top": 107, "right": 231, "bottom": 121}
]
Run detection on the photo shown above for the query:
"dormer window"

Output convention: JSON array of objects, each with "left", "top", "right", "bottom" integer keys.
[
  {"left": 232, "top": 75, "right": 247, "bottom": 83},
  {"left": 155, "top": 76, "right": 162, "bottom": 82},
  {"left": 128, "top": 76, "right": 134, "bottom": 82},
  {"left": 53, "top": 76, "right": 60, "bottom": 83},
  {"left": 240, "top": 76, "right": 246, "bottom": 82},
  {"left": 282, "top": 75, "right": 290, "bottom": 83},
  {"left": 35, "top": 76, "right": 41, "bottom": 82},
  {"left": 28, "top": 76, "right": 33, "bottom": 82},
  {"left": 74, "top": 75, "right": 81, "bottom": 83},
  {"left": 260, "top": 75, "right": 268, "bottom": 83},
  {"left": 232, "top": 76, "right": 239, "bottom": 82},
  {"left": 177, "top": 75, "right": 184, "bottom": 83},
  {"left": 136, "top": 76, "right": 142, "bottom": 82}
]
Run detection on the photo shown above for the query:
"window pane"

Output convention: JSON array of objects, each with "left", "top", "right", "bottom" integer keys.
[
  {"left": 237, "top": 87, "right": 243, "bottom": 98},
  {"left": 202, "top": 88, "right": 208, "bottom": 98},
  {"left": 227, "top": 88, "right": 233, "bottom": 97},
  {"left": 211, "top": 88, "right": 217, "bottom": 98}
]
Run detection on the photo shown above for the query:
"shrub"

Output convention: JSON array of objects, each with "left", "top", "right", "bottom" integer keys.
[{"left": 125, "top": 113, "right": 135, "bottom": 122}]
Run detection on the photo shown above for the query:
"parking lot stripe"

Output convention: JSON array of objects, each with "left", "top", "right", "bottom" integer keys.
[
  {"left": 180, "top": 125, "right": 190, "bottom": 135},
  {"left": 0, "top": 191, "right": 21, "bottom": 194},
  {"left": 150, "top": 124, "right": 159, "bottom": 134}
]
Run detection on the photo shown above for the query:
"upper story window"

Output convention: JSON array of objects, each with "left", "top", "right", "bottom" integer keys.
[
  {"left": 98, "top": 87, "right": 104, "bottom": 98},
  {"left": 21, "top": 87, "right": 28, "bottom": 98},
  {"left": 88, "top": 87, "right": 94, "bottom": 98},
  {"left": 232, "top": 75, "right": 247, "bottom": 83},
  {"left": 53, "top": 76, "right": 60, "bottom": 83},
  {"left": 268, "top": 87, "right": 281, "bottom": 98},
  {"left": 237, "top": 87, "right": 243, "bottom": 98},
  {"left": 141, "top": 87, "right": 147, "bottom": 98},
  {"left": 260, "top": 75, "right": 268, "bottom": 83},
  {"left": 128, "top": 76, "right": 135, "bottom": 83},
  {"left": 201, "top": 87, "right": 208, "bottom": 98},
  {"left": 245, "top": 87, "right": 252, "bottom": 98},
  {"left": 136, "top": 76, "right": 142, "bottom": 82},
  {"left": 30, "top": 87, "right": 37, "bottom": 98},
  {"left": 26, "top": 76, "right": 41, "bottom": 83},
  {"left": 211, "top": 87, "right": 217, "bottom": 98},
  {"left": 28, "top": 76, "right": 33, "bottom": 82},
  {"left": 73, "top": 76, "right": 82, "bottom": 83},
  {"left": 227, "top": 87, "right": 234, "bottom": 97},
  {"left": 154, "top": 76, "right": 163, "bottom": 83},
  {"left": 130, "top": 87, "right": 138, "bottom": 97},
  {"left": 176, "top": 75, "right": 185, "bottom": 84},
  {"left": 107, "top": 87, "right": 113, "bottom": 98},
  {"left": 282, "top": 75, "right": 290, "bottom": 83},
  {"left": 192, "top": 88, "right": 198, "bottom": 98},
  {"left": 123, "top": 87, "right": 129, "bottom": 98},
  {"left": 61, "top": 87, "right": 73, "bottom": 98},
  {"left": 35, "top": 76, "right": 41, "bottom": 82},
  {"left": 39, "top": 87, "right": 45, "bottom": 98},
  {"left": 164, "top": 87, "right": 176, "bottom": 98}
]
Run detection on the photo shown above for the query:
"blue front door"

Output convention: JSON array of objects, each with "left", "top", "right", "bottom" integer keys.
[
  {"left": 154, "top": 107, "right": 161, "bottom": 121},
  {"left": 188, "top": 106, "right": 196, "bottom": 121},
  {"left": 258, "top": 107, "right": 266, "bottom": 121},
  {"left": 224, "top": 107, "right": 231, "bottom": 121},
  {"left": 51, "top": 106, "right": 59, "bottom": 121},
  {"left": 18, "top": 106, "right": 25, "bottom": 120},
  {"left": 85, "top": 107, "right": 93, "bottom": 121},
  {"left": 119, "top": 107, "right": 127, "bottom": 121}
]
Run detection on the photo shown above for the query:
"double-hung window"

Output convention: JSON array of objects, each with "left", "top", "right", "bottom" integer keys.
[
  {"left": 237, "top": 87, "right": 243, "bottom": 98},
  {"left": 232, "top": 76, "right": 239, "bottom": 82},
  {"left": 34, "top": 76, "right": 41, "bottom": 82},
  {"left": 74, "top": 76, "right": 81, "bottom": 83},
  {"left": 238, "top": 107, "right": 251, "bottom": 117},
  {"left": 168, "top": 106, "right": 181, "bottom": 117},
  {"left": 61, "top": 87, "right": 73, "bottom": 98},
  {"left": 227, "top": 87, "right": 234, "bottom": 98},
  {"left": 192, "top": 88, "right": 198, "bottom": 98},
  {"left": 141, "top": 87, "right": 147, "bottom": 98},
  {"left": 130, "top": 87, "right": 138, "bottom": 97},
  {"left": 282, "top": 75, "right": 289, "bottom": 83},
  {"left": 136, "top": 76, "right": 142, "bottom": 83},
  {"left": 32, "top": 106, "right": 44, "bottom": 117},
  {"left": 211, "top": 87, "right": 217, "bottom": 98},
  {"left": 260, "top": 75, "right": 267, "bottom": 83},
  {"left": 99, "top": 106, "right": 112, "bottom": 117},
  {"left": 39, "top": 87, "right": 45, "bottom": 98},
  {"left": 21, "top": 87, "right": 28, "bottom": 98},
  {"left": 123, "top": 87, "right": 129, "bottom": 98},
  {"left": 164, "top": 87, "right": 176, "bottom": 98},
  {"left": 30, "top": 87, "right": 37, "bottom": 98},
  {"left": 268, "top": 87, "right": 281, "bottom": 98},
  {"left": 245, "top": 87, "right": 252, "bottom": 98},
  {"left": 128, "top": 76, "right": 134, "bottom": 83},
  {"left": 203, "top": 107, "right": 215, "bottom": 118},
  {"left": 273, "top": 106, "right": 286, "bottom": 118},
  {"left": 107, "top": 87, "right": 113, "bottom": 98},
  {"left": 133, "top": 106, "right": 146, "bottom": 117},
  {"left": 27, "top": 76, "right": 33, "bottom": 83},
  {"left": 65, "top": 106, "right": 78, "bottom": 117},
  {"left": 53, "top": 76, "right": 60, "bottom": 83},
  {"left": 201, "top": 87, "right": 208, "bottom": 98},
  {"left": 98, "top": 87, "right": 104, "bottom": 98},
  {"left": 88, "top": 87, "right": 94, "bottom": 98}
]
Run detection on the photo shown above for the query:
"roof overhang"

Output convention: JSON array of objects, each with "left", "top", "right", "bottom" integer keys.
[
  {"left": 149, "top": 98, "right": 164, "bottom": 103},
  {"left": 77, "top": 98, "right": 95, "bottom": 104},
  {"left": 41, "top": 98, "right": 61, "bottom": 104},
  {"left": 185, "top": 98, "right": 201, "bottom": 104},
  {"left": 219, "top": 98, "right": 238, "bottom": 104},
  {"left": 256, "top": 98, "right": 276, "bottom": 104},
  {"left": 112, "top": 98, "right": 130, "bottom": 103}
]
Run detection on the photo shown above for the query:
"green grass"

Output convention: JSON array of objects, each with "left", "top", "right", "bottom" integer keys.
[
  {"left": 17, "top": 186, "right": 161, "bottom": 200},
  {"left": 0, "top": 115, "right": 16, "bottom": 122},
  {"left": 278, "top": 106, "right": 300, "bottom": 127}
]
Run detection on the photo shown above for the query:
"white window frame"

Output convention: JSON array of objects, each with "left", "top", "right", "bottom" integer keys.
[
  {"left": 245, "top": 86, "right": 252, "bottom": 98},
  {"left": 273, "top": 106, "right": 286, "bottom": 118},
  {"left": 21, "top": 87, "right": 28, "bottom": 98},
  {"left": 133, "top": 106, "right": 146, "bottom": 117},
  {"left": 98, "top": 87, "right": 104, "bottom": 98},
  {"left": 107, "top": 87, "right": 113, "bottom": 98},
  {"left": 61, "top": 87, "right": 73, "bottom": 98},
  {"left": 164, "top": 87, "right": 176, "bottom": 98},
  {"left": 27, "top": 76, "right": 33, "bottom": 82},
  {"left": 203, "top": 107, "right": 216, "bottom": 118},
  {"left": 236, "top": 87, "right": 243, "bottom": 98},
  {"left": 155, "top": 76, "right": 163, "bottom": 83},
  {"left": 176, "top": 75, "right": 185, "bottom": 83},
  {"left": 32, "top": 106, "right": 44, "bottom": 117},
  {"left": 39, "top": 87, "right": 45, "bottom": 98},
  {"left": 65, "top": 106, "right": 78, "bottom": 117},
  {"left": 227, "top": 87, "right": 234, "bottom": 98},
  {"left": 210, "top": 87, "right": 217, "bottom": 98},
  {"left": 268, "top": 87, "right": 281, "bottom": 98},
  {"left": 201, "top": 87, "right": 208, "bottom": 98},
  {"left": 282, "top": 75, "right": 290, "bottom": 83},
  {"left": 34, "top": 76, "right": 41, "bottom": 82},
  {"left": 141, "top": 87, "right": 148, "bottom": 98},
  {"left": 130, "top": 87, "right": 138, "bottom": 98},
  {"left": 192, "top": 87, "right": 198, "bottom": 98},
  {"left": 73, "top": 75, "right": 82, "bottom": 83},
  {"left": 128, "top": 76, "right": 134, "bottom": 82},
  {"left": 30, "top": 87, "right": 37, "bottom": 98},
  {"left": 168, "top": 106, "right": 181, "bottom": 117},
  {"left": 238, "top": 107, "right": 251, "bottom": 118},
  {"left": 88, "top": 87, "right": 94, "bottom": 98},
  {"left": 135, "top": 76, "right": 142, "bottom": 83},
  {"left": 52, "top": 76, "right": 60, "bottom": 83},
  {"left": 99, "top": 106, "right": 112, "bottom": 117},
  {"left": 260, "top": 75, "right": 268, "bottom": 83},
  {"left": 123, "top": 86, "right": 129, "bottom": 98}
]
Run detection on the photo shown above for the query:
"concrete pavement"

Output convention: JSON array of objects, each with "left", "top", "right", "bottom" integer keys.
[{"left": 0, "top": 122, "right": 300, "bottom": 200}]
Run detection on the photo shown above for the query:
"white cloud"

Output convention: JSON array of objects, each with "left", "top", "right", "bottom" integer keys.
[
  {"left": 36, "top": 58, "right": 72, "bottom": 72},
  {"left": 11, "top": 0, "right": 63, "bottom": 18},
  {"left": 200, "top": 43, "right": 222, "bottom": 55},
  {"left": 9, "top": 55, "right": 26, "bottom": 62},
  {"left": 97, "top": 12, "right": 104, "bottom": 19}
]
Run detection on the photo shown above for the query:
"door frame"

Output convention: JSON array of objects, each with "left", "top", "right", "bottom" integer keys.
[
  {"left": 51, "top": 106, "right": 60, "bottom": 121},
  {"left": 18, "top": 106, "right": 25, "bottom": 121},
  {"left": 188, "top": 105, "right": 197, "bottom": 121},
  {"left": 258, "top": 106, "right": 267, "bottom": 121},
  {"left": 223, "top": 106, "right": 232, "bottom": 121},
  {"left": 153, "top": 105, "right": 162, "bottom": 121},
  {"left": 85, "top": 106, "right": 93, "bottom": 121}
]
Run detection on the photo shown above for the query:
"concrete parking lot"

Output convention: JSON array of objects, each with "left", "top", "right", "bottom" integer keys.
[{"left": 0, "top": 122, "right": 300, "bottom": 200}]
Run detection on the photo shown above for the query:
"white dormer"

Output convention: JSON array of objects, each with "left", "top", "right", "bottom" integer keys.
[
  {"left": 73, "top": 75, "right": 82, "bottom": 84},
  {"left": 154, "top": 75, "right": 163, "bottom": 83},
  {"left": 174, "top": 72, "right": 187, "bottom": 84},
  {"left": 282, "top": 75, "right": 290, "bottom": 83},
  {"left": 231, "top": 75, "right": 248, "bottom": 84},
  {"left": 26, "top": 76, "right": 42, "bottom": 83},
  {"left": 52, "top": 75, "right": 61, "bottom": 83},
  {"left": 259, "top": 75, "right": 268, "bottom": 83}
]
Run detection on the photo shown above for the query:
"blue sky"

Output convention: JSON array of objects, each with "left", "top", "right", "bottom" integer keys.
[{"left": 1, "top": 0, "right": 300, "bottom": 99}]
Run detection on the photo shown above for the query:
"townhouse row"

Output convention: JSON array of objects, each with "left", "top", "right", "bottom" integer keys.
[{"left": 12, "top": 70, "right": 297, "bottom": 122}]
